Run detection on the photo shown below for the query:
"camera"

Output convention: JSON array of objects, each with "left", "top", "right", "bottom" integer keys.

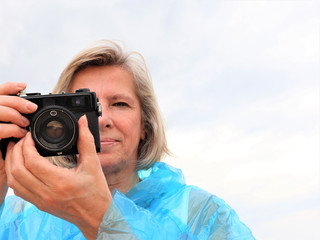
[{"left": 0, "top": 88, "right": 102, "bottom": 158}]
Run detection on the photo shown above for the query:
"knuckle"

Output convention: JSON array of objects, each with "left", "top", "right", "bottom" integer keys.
[
  {"left": 39, "top": 193, "right": 55, "bottom": 210},
  {"left": 80, "top": 128, "right": 95, "bottom": 147},
  {"left": 36, "top": 201, "right": 46, "bottom": 212},
  {"left": 39, "top": 192, "right": 62, "bottom": 212},
  {"left": 41, "top": 194, "right": 52, "bottom": 204},
  {"left": 10, "top": 166, "right": 23, "bottom": 180},
  {"left": 23, "top": 157, "right": 34, "bottom": 170},
  {"left": 55, "top": 180, "right": 71, "bottom": 194},
  {"left": 87, "top": 132, "right": 95, "bottom": 144}
]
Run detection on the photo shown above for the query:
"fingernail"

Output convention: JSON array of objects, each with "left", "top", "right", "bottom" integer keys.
[
  {"left": 21, "top": 116, "right": 30, "bottom": 126},
  {"left": 20, "top": 128, "right": 28, "bottom": 136},
  {"left": 80, "top": 115, "right": 88, "bottom": 127},
  {"left": 24, "top": 132, "right": 31, "bottom": 141},
  {"left": 16, "top": 82, "right": 26, "bottom": 90},
  {"left": 26, "top": 102, "right": 38, "bottom": 112}
]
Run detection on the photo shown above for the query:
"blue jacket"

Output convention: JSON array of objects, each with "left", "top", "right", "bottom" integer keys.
[{"left": 0, "top": 162, "right": 255, "bottom": 239}]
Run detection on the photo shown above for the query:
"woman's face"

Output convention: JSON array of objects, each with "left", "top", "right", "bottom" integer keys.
[{"left": 70, "top": 65, "right": 145, "bottom": 174}]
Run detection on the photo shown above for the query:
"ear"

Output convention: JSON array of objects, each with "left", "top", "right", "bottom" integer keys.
[
  {"left": 140, "top": 123, "right": 146, "bottom": 140},
  {"left": 140, "top": 128, "right": 146, "bottom": 140}
]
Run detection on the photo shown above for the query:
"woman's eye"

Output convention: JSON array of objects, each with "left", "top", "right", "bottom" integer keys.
[{"left": 113, "top": 102, "right": 129, "bottom": 107}]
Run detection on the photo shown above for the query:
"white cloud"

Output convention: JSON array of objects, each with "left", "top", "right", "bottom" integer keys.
[
  {"left": 253, "top": 191, "right": 320, "bottom": 240},
  {"left": 165, "top": 83, "right": 319, "bottom": 183},
  {"left": 164, "top": 83, "right": 319, "bottom": 238}
]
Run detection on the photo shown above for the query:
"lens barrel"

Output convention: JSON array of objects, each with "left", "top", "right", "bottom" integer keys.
[{"left": 31, "top": 106, "right": 78, "bottom": 154}]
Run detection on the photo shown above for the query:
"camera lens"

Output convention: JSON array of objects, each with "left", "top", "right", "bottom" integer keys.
[
  {"left": 45, "top": 120, "right": 64, "bottom": 139},
  {"left": 31, "top": 106, "right": 78, "bottom": 154}
]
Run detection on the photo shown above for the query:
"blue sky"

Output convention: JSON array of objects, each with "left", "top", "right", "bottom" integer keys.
[{"left": 1, "top": 1, "right": 319, "bottom": 239}]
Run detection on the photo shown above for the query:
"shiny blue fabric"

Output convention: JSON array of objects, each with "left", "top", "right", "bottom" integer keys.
[
  {"left": 98, "top": 162, "right": 255, "bottom": 239},
  {"left": 0, "top": 196, "right": 85, "bottom": 239},
  {"left": 0, "top": 162, "right": 255, "bottom": 239}
]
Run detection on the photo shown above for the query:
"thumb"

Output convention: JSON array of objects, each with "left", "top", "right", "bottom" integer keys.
[{"left": 77, "top": 115, "right": 100, "bottom": 169}]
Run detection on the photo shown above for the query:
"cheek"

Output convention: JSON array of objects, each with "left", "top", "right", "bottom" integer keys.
[{"left": 117, "top": 115, "right": 142, "bottom": 142}]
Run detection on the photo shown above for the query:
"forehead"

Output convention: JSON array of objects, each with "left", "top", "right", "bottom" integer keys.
[{"left": 70, "top": 65, "right": 138, "bottom": 98}]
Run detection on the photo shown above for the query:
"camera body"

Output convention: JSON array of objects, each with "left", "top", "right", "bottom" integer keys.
[{"left": 1, "top": 88, "right": 102, "bottom": 158}]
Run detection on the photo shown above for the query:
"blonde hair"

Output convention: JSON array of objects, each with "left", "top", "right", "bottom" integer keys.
[{"left": 50, "top": 40, "right": 169, "bottom": 170}]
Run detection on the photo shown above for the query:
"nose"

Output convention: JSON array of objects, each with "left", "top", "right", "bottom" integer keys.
[
  {"left": 99, "top": 102, "right": 113, "bottom": 129},
  {"left": 99, "top": 112, "right": 113, "bottom": 129}
]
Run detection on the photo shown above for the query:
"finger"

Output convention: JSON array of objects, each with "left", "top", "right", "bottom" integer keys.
[
  {"left": 0, "top": 82, "right": 26, "bottom": 95},
  {"left": 6, "top": 141, "right": 16, "bottom": 153},
  {"left": 77, "top": 115, "right": 101, "bottom": 170},
  {"left": 22, "top": 132, "right": 70, "bottom": 182},
  {"left": 0, "top": 106, "right": 30, "bottom": 127},
  {"left": 0, "top": 95, "right": 38, "bottom": 114},
  {"left": 0, "top": 124, "right": 28, "bottom": 139},
  {"left": 5, "top": 139, "right": 45, "bottom": 204}
]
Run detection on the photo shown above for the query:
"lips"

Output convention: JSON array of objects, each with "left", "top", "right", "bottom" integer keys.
[{"left": 100, "top": 138, "right": 120, "bottom": 146}]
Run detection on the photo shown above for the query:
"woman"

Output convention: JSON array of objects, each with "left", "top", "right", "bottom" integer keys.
[{"left": 0, "top": 40, "right": 255, "bottom": 239}]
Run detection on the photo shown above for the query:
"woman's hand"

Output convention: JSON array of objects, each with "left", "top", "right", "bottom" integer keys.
[
  {"left": 0, "top": 82, "right": 38, "bottom": 139},
  {"left": 0, "top": 156, "right": 8, "bottom": 205},
  {"left": 5, "top": 115, "right": 112, "bottom": 240},
  {"left": 0, "top": 82, "right": 38, "bottom": 205}
]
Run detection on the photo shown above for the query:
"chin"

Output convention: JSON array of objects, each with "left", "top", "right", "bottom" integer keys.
[{"left": 98, "top": 153, "right": 129, "bottom": 175}]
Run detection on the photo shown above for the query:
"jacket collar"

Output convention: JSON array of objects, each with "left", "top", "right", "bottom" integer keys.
[{"left": 125, "top": 162, "right": 186, "bottom": 206}]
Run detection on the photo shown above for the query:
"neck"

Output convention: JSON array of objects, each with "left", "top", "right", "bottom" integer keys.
[{"left": 102, "top": 164, "right": 139, "bottom": 194}]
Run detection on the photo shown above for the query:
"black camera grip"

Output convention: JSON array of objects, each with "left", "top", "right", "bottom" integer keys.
[{"left": 0, "top": 137, "right": 20, "bottom": 159}]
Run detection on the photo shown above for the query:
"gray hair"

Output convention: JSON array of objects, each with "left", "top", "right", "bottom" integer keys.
[{"left": 49, "top": 40, "right": 169, "bottom": 170}]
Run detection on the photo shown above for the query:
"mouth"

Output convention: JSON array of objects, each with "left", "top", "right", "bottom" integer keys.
[{"left": 100, "top": 138, "right": 120, "bottom": 146}]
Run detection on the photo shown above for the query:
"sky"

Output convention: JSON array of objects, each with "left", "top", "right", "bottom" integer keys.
[{"left": 1, "top": 0, "right": 319, "bottom": 239}]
